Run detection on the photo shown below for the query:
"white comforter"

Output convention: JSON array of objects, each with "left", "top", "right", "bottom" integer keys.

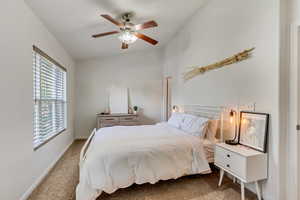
[{"left": 76, "top": 123, "right": 211, "bottom": 200}]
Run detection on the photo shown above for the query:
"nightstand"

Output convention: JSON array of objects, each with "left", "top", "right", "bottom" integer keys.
[{"left": 214, "top": 143, "right": 267, "bottom": 200}]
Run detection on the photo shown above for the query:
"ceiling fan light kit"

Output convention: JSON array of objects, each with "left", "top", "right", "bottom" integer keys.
[
  {"left": 92, "top": 13, "right": 158, "bottom": 50},
  {"left": 118, "top": 30, "right": 138, "bottom": 44}
]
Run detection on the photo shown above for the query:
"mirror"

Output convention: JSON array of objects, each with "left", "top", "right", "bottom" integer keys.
[{"left": 109, "top": 86, "right": 128, "bottom": 114}]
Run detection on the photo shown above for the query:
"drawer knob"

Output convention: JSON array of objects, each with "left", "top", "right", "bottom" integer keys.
[
  {"left": 227, "top": 154, "right": 230, "bottom": 158},
  {"left": 226, "top": 164, "right": 230, "bottom": 168}
]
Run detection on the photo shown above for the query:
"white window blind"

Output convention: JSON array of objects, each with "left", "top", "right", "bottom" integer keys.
[{"left": 33, "top": 46, "right": 67, "bottom": 149}]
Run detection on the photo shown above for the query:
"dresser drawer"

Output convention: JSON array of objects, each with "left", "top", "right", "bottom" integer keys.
[
  {"left": 96, "top": 114, "right": 139, "bottom": 129},
  {"left": 119, "top": 121, "right": 139, "bottom": 126},
  {"left": 120, "top": 116, "right": 138, "bottom": 122},
  {"left": 100, "top": 122, "right": 119, "bottom": 128},
  {"left": 215, "top": 146, "right": 246, "bottom": 179},
  {"left": 99, "top": 116, "right": 119, "bottom": 123}
]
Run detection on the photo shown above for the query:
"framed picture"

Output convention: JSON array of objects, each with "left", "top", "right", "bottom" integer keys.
[{"left": 238, "top": 111, "right": 269, "bottom": 152}]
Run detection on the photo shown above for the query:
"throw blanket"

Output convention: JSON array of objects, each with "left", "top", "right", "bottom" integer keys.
[{"left": 76, "top": 123, "right": 211, "bottom": 200}]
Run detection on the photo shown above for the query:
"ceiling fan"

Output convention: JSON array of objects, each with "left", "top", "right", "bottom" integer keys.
[{"left": 92, "top": 13, "right": 159, "bottom": 49}]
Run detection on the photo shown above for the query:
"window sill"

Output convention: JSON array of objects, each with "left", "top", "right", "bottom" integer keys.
[{"left": 33, "top": 128, "right": 67, "bottom": 151}]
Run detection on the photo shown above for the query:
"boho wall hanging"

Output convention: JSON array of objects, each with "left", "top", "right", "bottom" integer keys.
[{"left": 183, "top": 48, "right": 255, "bottom": 81}]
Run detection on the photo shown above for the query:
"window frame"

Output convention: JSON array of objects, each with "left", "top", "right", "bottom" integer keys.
[{"left": 33, "top": 45, "right": 67, "bottom": 151}]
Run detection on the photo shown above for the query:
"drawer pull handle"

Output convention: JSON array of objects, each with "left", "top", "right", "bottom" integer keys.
[
  {"left": 226, "top": 164, "right": 230, "bottom": 168},
  {"left": 106, "top": 119, "right": 114, "bottom": 121},
  {"left": 227, "top": 154, "right": 230, "bottom": 158},
  {"left": 124, "top": 118, "right": 132, "bottom": 120}
]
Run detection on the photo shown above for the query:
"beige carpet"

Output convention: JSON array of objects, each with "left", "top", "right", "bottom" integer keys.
[{"left": 28, "top": 140, "right": 257, "bottom": 200}]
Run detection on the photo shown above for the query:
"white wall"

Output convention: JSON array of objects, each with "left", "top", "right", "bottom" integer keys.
[
  {"left": 75, "top": 49, "right": 163, "bottom": 138},
  {"left": 278, "top": 0, "right": 289, "bottom": 199},
  {"left": 0, "top": 1, "right": 76, "bottom": 200},
  {"left": 162, "top": 0, "right": 281, "bottom": 199},
  {"left": 286, "top": 0, "right": 300, "bottom": 199}
]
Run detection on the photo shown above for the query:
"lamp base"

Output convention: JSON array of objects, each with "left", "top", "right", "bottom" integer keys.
[{"left": 225, "top": 140, "right": 239, "bottom": 145}]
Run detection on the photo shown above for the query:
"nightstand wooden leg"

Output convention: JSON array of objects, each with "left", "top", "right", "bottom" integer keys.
[
  {"left": 255, "top": 181, "right": 262, "bottom": 200},
  {"left": 241, "top": 182, "right": 245, "bottom": 200},
  {"left": 218, "top": 169, "right": 224, "bottom": 187}
]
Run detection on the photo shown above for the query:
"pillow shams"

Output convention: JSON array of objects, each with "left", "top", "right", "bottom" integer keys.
[
  {"left": 181, "top": 114, "right": 208, "bottom": 137},
  {"left": 167, "top": 113, "right": 184, "bottom": 128}
]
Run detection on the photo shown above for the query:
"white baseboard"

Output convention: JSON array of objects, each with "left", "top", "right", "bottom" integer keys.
[{"left": 20, "top": 140, "right": 74, "bottom": 200}]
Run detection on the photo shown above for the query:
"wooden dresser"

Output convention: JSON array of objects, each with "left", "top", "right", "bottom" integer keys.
[{"left": 97, "top": 113, "right": 140, "bottom": 129}]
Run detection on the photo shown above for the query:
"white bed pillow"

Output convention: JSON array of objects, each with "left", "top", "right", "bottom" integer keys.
[
  {"left": 181, "top": 114, "right": 208, "bottom": 137},
  {"left": 167, "top": 113, "right": 185, "bottom": 128}
]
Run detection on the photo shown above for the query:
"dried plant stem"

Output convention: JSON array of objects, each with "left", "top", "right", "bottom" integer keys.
[{"left": 183, "top": 48, "right": 255, "bottom": 81}]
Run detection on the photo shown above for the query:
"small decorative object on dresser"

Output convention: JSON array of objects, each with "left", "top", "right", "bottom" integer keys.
[
  {"left": 215, "top": 143, "right": 267, "bottom": 200},
  {"left": 133, "top": 106, "right": 138, "bottom": 115},
  {"left": 239, "top": 111, "right": 269, "bottom": 152},
  {"left": 97, "top": 113, "right": 140, "bottom": 129},
  {"left": 128, "top": 107, "right": 133, "bottom": 114}
]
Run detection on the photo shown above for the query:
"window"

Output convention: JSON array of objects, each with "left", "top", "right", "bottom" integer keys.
[{"left": 33, "top": 46, "right": 67, "bottom": 150}]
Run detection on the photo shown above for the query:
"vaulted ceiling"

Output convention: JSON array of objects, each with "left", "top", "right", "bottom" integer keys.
[{"left": 25, "top": 0, "right": 206, "bottom": 60}]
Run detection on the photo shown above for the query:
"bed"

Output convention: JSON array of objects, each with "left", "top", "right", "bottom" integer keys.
[
  {"left": 76, "top": 106, "right": 224, "bottom": 200},
  {"left": 203, "top": 138, "right": 220, "bottom": 163}
]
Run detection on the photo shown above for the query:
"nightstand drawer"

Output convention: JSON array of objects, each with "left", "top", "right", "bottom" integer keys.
[{"left": 215, "top": 146, "right": 246, "bottom": 179}]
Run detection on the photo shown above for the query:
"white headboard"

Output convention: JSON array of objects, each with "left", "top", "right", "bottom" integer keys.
[{"left": 180, "top": 105, "right": 227, "bottom": 142}]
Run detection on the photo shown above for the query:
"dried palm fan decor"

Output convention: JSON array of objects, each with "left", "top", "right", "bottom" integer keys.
[{"left": 183, "top": 48, "right": 255, "bottom": 81}]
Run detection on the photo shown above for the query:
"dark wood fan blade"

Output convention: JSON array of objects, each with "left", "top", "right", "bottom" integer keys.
[
  {"left": 101, "top": 14, "right": 123, "bottom": 27},
  {"left": 135, "top": 20, "right": 158, "bottom": 30},
  {"left": 92, "top": 31, "right": 119, "bottom": 38},
  {"left": 134, "top": 32, "right": 158, "bottom": 45},
  {"left": 122, "top": 43, "right": 128, "bottom": 49}
]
